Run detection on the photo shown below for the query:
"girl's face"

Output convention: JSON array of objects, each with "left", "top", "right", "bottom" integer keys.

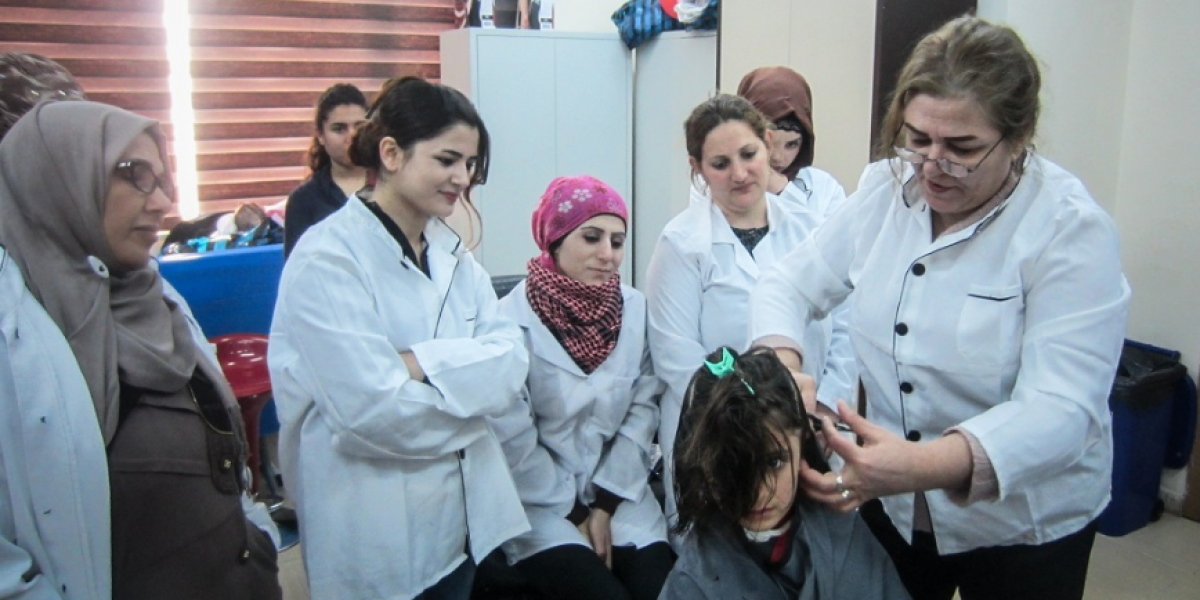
[
  {"left": 690, "top": 120, "right": 770, "bottom": 216},
  {"left": 740, "top": 428, "right": 802, "bottom": 532},
  {"left": 382, "top": 123, "right": 479, "bottom": 221},
  {"left": 768, "top": 128, "right": 803, "bottom": 174},
  {"left": 103, "top": 133, "right": 174, "bottom": 271},
  {"left": 553, "top": 214, "right": 626, "bottom": 285},
  {"left": 318, "top": 103, "right": 368, "bottom": 171}
]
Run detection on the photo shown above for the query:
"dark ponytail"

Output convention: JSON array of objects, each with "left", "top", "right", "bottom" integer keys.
[
  {"left": 307, "top": 83, "right": 368, "bottom": 175},
  {"left": 349, "top": 76, "right": 489, "bottom": 245},
  {"left": 349, "top": 76, "right": 490, "bottom": 195}
]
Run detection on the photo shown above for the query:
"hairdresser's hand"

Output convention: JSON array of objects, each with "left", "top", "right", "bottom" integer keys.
[
  {"left": 585, "top": 509, "right": 614, "bottom": 569},
  {"left": 798, "top": 401, "right": 906, "bottom": 511},
  {"left": 800, "top": 401, "right": 971, "bottom": 512}
]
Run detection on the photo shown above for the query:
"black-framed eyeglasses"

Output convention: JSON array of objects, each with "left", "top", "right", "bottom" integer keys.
[
  {"left": 893, "top": 137, "right": 1004, "bottom": 179},
  {"left": 114, "top": 159, "right": 175, "bottom": 200}
]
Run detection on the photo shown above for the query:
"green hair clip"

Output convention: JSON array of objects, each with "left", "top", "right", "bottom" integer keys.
[{"left": 704, "top": 348, "right": 754, "bottom": 395}]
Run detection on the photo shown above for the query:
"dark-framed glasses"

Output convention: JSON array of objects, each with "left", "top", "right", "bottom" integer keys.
[
  {"left": 114, "top": 159, "right": 175, "bottom": 199},
  {"left": 893, "top": 137, "right": 1004, "bottom": 179}
]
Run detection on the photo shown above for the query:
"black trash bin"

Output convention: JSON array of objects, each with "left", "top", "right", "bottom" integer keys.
[{"left": 1098, "top": 340, "right": 1188, "bottom": 536}]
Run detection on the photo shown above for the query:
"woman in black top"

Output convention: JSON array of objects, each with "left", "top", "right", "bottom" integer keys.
[{"left": 283, "top": 83, "right": 368, "bottom": 258}]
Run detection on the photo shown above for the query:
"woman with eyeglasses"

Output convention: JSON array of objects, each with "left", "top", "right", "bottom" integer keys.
[
  {"left": 660, "top": 346, "right": 909, "bottom": 600},
  {"left": 0, "top": 101, "right": 282, "bottom": 599},
  {"left": 751, "top": 16, "right": 1129, "bottom": 600}
]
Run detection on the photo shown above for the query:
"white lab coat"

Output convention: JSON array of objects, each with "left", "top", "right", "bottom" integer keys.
[
  {"left": 682, "top": 170, "right": 857, "bottom": 407},
  {"left": 492, "top": 281, "right": 666, "bottom": 562},
  {"left": 647, "top": 194, "right": 852, "bottom": 541},
  {"left": 269, "top": 197, "right": 530, "bottom": 599},
  {"left": 774, "top": 167, "right": 847, "bottom": 238},
  {"left": 752, "top": 155, "right": 1130, "bottom": 554},
  {"left": 0, "top": 248, "right": 278, "bottom": 600}
]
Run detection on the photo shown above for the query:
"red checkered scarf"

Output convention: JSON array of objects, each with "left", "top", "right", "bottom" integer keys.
[{"left": 525, "top": 257, "right": 623, "bottom": 374}]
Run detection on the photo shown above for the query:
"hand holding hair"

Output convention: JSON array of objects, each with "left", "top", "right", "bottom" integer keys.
[
  {"left": 800, "top": 400, "right": 974, "bottom": 513},
  {"left": 801, "top": 400, "right": 969, "bottom": 513}
]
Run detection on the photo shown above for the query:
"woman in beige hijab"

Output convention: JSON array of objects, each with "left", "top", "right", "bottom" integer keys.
[{"left": 0, "top": 100, "right": 281, "bottom": 599}]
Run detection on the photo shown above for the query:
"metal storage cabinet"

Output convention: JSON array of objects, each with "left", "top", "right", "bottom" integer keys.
[
  {"left": 630, "top": 30, "right": 717, "bottom": 288},
  {"left": 440, "top": 28, "right": 633, "bottom": 282}
]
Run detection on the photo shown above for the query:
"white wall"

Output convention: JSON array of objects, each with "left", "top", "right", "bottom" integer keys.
[
  {"left": 553, "top": 0, "right": 623, "bottom": 32},
  {"left": 979, "top": 0, "right": 1200, "bottom": 509},
  {"left": 979, "top": 0, "right": 1200, "bottom": 506},
  {"left": 1113, "top": 0, "right": 1200, "bottom": 506},
  {"left": 977, "top": 0, "right": 1134, "bottom": 213},
  {"left": 720, "top": 0, "right": 877, "bottom": 192},
  {"left": 1112, "top": 0, "right": 1200, "bottom": 383}
]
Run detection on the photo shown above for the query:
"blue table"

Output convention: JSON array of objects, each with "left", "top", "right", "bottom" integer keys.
[
  {"left": 160, "top": 245, "right": 285, "bottom": 437},
  {"left": 159, "top": 244, "right": 284, "bottom": 337}
]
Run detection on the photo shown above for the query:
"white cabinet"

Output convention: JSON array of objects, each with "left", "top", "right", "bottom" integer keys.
[
  {"left": 440, "top": 28, "right": 633, "bottom": 281},
  {"left": 631, "top": 31, "right": 717, "bottom": 288}
]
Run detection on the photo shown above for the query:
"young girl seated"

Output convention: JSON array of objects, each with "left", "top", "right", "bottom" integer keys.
[{"left": 660, "top": 347, "right": 909, "bottom": 599}]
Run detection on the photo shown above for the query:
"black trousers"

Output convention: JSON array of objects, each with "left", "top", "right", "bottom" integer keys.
[
  {"left": 860, "top": 499, "right": 1098, "bottom": 600},
  {"left": 474, "top": 542, "right": 673, "bottom": 600},
  {"left": 416, "top": 557, "right": 475, "bottom": 600}
]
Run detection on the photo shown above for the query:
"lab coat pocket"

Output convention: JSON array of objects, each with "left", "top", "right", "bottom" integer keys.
[{"left": 956, "top": 283, "right": 1024, "bottom": 366}]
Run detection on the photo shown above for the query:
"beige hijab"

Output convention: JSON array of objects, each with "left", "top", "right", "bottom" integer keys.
[{"left": 0, "top": 101, "right": 197, "bottom": 444}]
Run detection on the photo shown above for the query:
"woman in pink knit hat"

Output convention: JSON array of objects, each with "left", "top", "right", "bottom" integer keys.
[{"left": 486, "top": 175, "right": 673, "bottom": 600}]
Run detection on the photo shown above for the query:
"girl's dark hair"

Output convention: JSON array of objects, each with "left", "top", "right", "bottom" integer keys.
[
  {"left": 349, "top": 76, "right": 489, "bottom": 240},
  {"left": 307, "top": 83, "right": 368, "bottom": 174},
  {"left": 672, "top": 347, "right": 828, "bottom": 538}
]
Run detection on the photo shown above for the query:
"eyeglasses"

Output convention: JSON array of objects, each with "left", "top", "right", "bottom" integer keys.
[
  {"left": 893, "top": 137, "right": 1004, "bottom": 178},
  {"left": 114, "top": 159, "right": 175, "bottom": 200}
]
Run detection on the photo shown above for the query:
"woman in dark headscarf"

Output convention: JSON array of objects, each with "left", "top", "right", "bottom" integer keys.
[
  {"left": 0, "top": 100, "right": 281, "bottom": 599},
  {"left": 736, "top": 66, "right": 847, "bottom": 230}
]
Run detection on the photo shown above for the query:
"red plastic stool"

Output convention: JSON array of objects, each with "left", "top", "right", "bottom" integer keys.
[{"left": 211, "top": 334, "right": 272, "bottom": 495}]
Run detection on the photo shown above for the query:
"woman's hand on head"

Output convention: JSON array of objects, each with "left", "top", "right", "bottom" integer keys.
[
  {"left": 791, "top": 371, "right": 818, "bottom": 416},
  {"left": 769, "top": 346, "right": 817, "bottom": 414}
]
